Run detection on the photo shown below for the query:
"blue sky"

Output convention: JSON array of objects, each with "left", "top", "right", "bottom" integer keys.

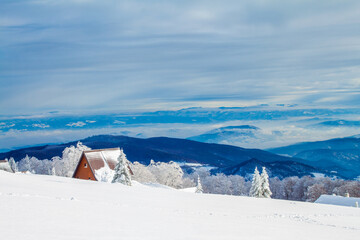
[{"left": 1, "top": 0, "right": 360, "bottom": 116}]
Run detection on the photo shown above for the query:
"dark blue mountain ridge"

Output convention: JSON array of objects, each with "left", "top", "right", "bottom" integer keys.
[
  {"left": 0, "top": 134, "right": 335, "bottom": 179},
  {"left": 0, "top": 135, "right": 295, "bottom": 166},
  {"left": 268, "top": 136, "right": 360, "bottom": 179}
]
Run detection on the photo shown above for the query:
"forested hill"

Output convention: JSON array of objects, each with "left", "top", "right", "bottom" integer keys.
[{"left": 268, "top": 136, "right": 360, "bottom": 179}]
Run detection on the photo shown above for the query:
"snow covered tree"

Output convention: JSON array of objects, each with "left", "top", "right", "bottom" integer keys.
[
  {"left": 95, "top": 167, "right": 115, "bottom": 183},
  {"left": 195, "top": 175, "right": 203, "bottom": 194},
  {"left": 51, "top": 166, "right": 56, "bottom": 176},
  {"left": 8, "top": 157, "right": 18, "bottom": 172},
  {"left": 112, "top": 149, "right": 132, "bottom": 186},
  {"left": 17, "top": 155, "right": 53, "bottom": 175},
  {"left": 269, "top": 177, "right": 285, "bottom": 199},
  {"left": 52, "top": 156, "right": 66, "bottom": 176},
  {"left": 130, "top": 161, "right": 156, "bottom": 183},
  {"left": 17, "top": 155, "right": 32, "bottom": 172},
  {"left": 260, "top": 167, "right": 272, "bottom": 198},
  {"left": 148, "top": 160, "right": 184, "bottom": 189},
  {"left": 306, "top": 183, "right": 327, "bottom": 202},
  {"left": 62, "top": 141, "right": 91, "bottom": 177},
  {"left": 249, "top": 167, "right": 262, "bottom": 197},
  {"left": 282, "top": 176, "right": 299, "bottom": 200}
]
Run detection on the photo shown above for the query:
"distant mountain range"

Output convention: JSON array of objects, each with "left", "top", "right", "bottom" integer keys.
[
  {"left": 313, "top": 120, "right": 360, "bottom": 128},
  {"left": 268, "top": 136, "right": 360, "bottom": 179},
  {"left": 187, "top": 125, "right": 283, "bottom": 149},
  {"left": 188, "top": 125, "right": 260, "bottom": 143},
  {"left": 0, "top": 134, "right": 337, "bottom": 179}
]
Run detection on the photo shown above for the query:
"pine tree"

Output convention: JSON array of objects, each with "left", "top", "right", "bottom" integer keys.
[
  {"left": 260, "top": 167, "right": 272, "bottom": 198},
  {"left": 195, "top": 175, "right": 203, "bottom": 194},
  {"left": 112, "top": 149, "right": 132, "bottom": 186},
  {"left": 249, "top": 167, "right": 262, "bottom": 197}
]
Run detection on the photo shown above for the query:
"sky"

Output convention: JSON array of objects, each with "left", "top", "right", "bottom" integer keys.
[{"left": 1, "top": 0, "right": 360, "bottom": 116}]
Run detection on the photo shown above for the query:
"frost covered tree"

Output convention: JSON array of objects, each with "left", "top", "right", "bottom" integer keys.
[
  {"left": 260, "top": 167, "right": 272, "bottom": 198},
  {"left": 8, "top": 157, "right": 18, "bottom": 172},
  {"left": 306, "top": 183, "right": 327, "bottom": 202},
  {"left": 17, "top": 155, "right": 53, "bottom": 175},
  {"left": 95, "top": 167, "right": 115, "bottom": 183},
  {"left": 61, "top": 142, "right": 91, "bottom": 177},
  {"left": 17, "top": 155, "right": 32, "bottom": 172},
  {"left": 195, "top": 175, "right": 203, "bottom": 194},
  {"left": 112, "top": 149, "right": 132, "bottom": 186},
  {"left": 130, "top": 161, "right": 156, "bottom": 183},
  {"left": 52, "top": 156, "right": 65, "bottom": 176},
  {"left": 269, "top": 177, "right": 285, "bottom": 199},
  {"left": 249, "top": 167, "right": 262, "bottom": 197},
  {"left": 148, "top": 160, "right": 184, "bottom": 189}
]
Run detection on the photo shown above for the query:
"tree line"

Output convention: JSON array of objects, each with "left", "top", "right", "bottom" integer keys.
[{"left": 6, "top": 142, "right": 360, "bottom": 202}]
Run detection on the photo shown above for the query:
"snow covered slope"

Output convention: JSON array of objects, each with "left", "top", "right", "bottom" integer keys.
[{"left": 1, "top": 171, "right": 359, "bottom": 240}]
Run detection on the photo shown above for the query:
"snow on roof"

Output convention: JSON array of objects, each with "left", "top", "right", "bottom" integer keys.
[
  {"left": 100, "top": 149, "right": 121, "bottom": 170},
  {"left": 0, "top": 160, "right": 13, "bottom": 173},
  {"left": 83, "top": 148, "right": 121, "bottom": 172},
  {"left": 315, "top": 195, "right": 360, "bottom": 208}
]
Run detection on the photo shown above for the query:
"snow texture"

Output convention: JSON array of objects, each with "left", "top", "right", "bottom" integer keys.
[{"left": 1, "top": 171, "right": 360, "bottom": 240}]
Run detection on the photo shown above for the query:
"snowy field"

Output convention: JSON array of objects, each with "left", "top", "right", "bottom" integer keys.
[{"left": 1, "top": 171, "right": 359, "bottom": 240}]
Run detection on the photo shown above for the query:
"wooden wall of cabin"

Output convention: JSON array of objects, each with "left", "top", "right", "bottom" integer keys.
[{"left": 73, "top": 156, "right": 96, "bottom": 181}]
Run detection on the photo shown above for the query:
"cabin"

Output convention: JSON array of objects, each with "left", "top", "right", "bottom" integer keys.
[
  {"left": 72, "top": 148, "right": 133, "bottom": 181},
  {"left": 0, "top": 159, "right": 14, "bottom": 173}
]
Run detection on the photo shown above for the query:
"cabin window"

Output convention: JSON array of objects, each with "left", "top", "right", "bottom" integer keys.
[{"left": 84, "top": 163, "right": 87, "bottom": 168}]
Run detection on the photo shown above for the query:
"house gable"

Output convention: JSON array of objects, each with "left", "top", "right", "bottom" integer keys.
[{"left": 73, "top": 155, "right": 96, "bottom": 180}]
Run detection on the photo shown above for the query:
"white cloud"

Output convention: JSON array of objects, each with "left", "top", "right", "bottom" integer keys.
[
  {"left": 0, "top": 123, "right": 15, "bottom": 129},
  {"left": 1, "top": 0, "right": 360, "bottom": 114},
  {"left": 66, "top": 121, "right": 86, "bottom": 127},
  {"left": 114, "top": 120, "right": 125, "bottom": 124},
  {"left": 32, "top": 123, "right": 50, "bottom": 128}
]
